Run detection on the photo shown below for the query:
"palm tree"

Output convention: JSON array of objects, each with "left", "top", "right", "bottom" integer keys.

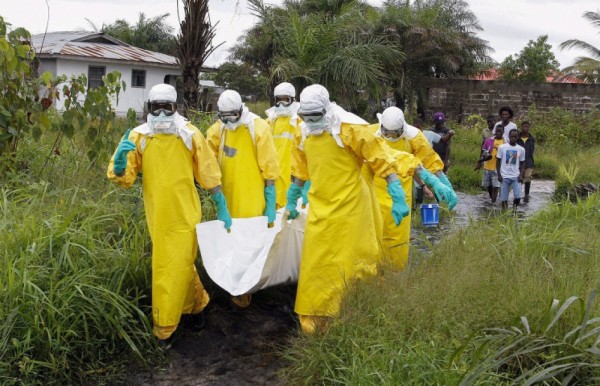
[
  {"left": 376, "top": 0, "right": 492, "bottom": 113},
  {"left": 559, "top": 10, "right": 600, "bottom": 83},
  {"left": 176, "top": 0, "right": 222, "bottom": 112}
]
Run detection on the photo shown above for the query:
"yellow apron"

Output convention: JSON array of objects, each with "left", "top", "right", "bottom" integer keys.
[
  {"left": 270, "top": 116, "right": 299, "bottom": 208},
  {"left": 374, "top": 150, "right": 421, "bottom": 271},
  {"left": 295, "top": 132, "right": 380, "bottom": 318},
  {"left": 141, "top": 135, "right": 209, "bottom": 337},
  {"left": 207, "top": 120, "right": 280, "bottom": 218}
]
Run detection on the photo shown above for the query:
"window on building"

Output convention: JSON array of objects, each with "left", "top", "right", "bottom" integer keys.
[
  {"left": 88, "top": 66, "right": 106, "bottom": 89},
  {"left": 132, "top": 69, "right": 146, "bottom": 88}
]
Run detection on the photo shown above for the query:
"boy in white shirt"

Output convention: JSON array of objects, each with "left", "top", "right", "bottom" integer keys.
[{"left": 496, "top": 128, "right": 525, "bottom": 210}]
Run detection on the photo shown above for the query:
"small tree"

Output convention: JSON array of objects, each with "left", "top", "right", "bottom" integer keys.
[
  {"left": 498, "top": 35, "right": 560, "bottom": 82},
  {"left": 0, "top": 17, "right": 48, "bottom": 172},
  {"left": 211, "top": 62, "right": 269, "bottom": 100}
]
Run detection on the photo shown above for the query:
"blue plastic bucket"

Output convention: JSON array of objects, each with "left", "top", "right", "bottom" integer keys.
[{"left": 420, "top": 204, "right": 439, "bottom": 227}]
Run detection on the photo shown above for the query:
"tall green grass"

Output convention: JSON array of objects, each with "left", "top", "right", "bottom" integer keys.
[
  {"left": 0, "top": 181, "right": 157, "bottom": 384},
  {"left": 283, "top": 193, "right": 600, "bottom": 384}
]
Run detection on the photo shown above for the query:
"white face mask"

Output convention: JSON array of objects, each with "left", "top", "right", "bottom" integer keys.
[
  {"left": 148, "top": 112, "right": 176, "bottom": 133},
  {"left": 224, "top": 121, "right": 241, "bottom": 130},
  {"left": 304, "top": 118, "right": 328, "bottom": 136},
  {"left": 383, "top": 135, "right": 402, "bottom": 142},
  {"left": 274, "top": 105, "right": 292, "bottom": 117}
]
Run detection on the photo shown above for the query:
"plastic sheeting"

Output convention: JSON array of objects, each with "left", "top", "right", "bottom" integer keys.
[{"left": 196, "top": 209, "right": 306, "bottom": 296}]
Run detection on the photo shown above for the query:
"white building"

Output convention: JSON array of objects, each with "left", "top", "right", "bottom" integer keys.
[{"left": 31, "top": 31, "right": 182, "bottom": 117}]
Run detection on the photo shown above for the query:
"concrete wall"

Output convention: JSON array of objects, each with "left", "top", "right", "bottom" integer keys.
[
  {"left": 417, "top": 78, "right": 600, "bottom": 122},
  {"left": 49, "top": 58, "right": 180, "bottom": 116}
]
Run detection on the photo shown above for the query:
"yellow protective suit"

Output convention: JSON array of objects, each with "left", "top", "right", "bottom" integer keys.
[
  {"left": 291, "top": 123, "right": 397, "bottom": 333},
  {"left": 370, "top": 149, "right": 422, "bottom": 271},
  {"left": 368, "top": 123, "right": 444, "bottom": 173},
  {"left": 107, "top": 122, "right": 221, "bottom": 340},
  {"left": 206, "top": 115, "right": 279, "bottom": 308},
  {"left": 267, "top": 116, "right": 302, "bottom": 208},
  {"left": 206, "top": 118, "right": 280, "bottom": 218}
]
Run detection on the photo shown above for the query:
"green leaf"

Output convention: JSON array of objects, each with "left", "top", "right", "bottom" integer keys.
[
  {"left": 41, "top": 71, "right": 53, "bottom": 86},
  {"left": 32, "top": 125, "right": 42, "bottom": 140}
]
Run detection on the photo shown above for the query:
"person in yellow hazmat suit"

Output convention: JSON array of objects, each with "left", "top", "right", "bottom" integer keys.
[
  {"left": 367, "top": 148, "right": 458, "bottom": 271},
  {"left": 368, "top": 106, "right": 458, "bottom": 271},
  {"left": 107, "top": 83, "right": 232, "bottom": 349},
  {"left": 206, "top": 89, "right": 280, "bottom": 308},
  {"left": 264, "top": 82, "right": 309, "bottom": 208},
  {"left": 375, "top": 107, "right": 455, "bottom": 205},
  {"left": 284, "top": 84, "right": 410, "bottom": 334}
]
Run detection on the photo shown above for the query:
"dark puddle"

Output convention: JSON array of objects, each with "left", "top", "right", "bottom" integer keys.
[{"left": 129, "top": 180, "right": 555, "bottom": 385}]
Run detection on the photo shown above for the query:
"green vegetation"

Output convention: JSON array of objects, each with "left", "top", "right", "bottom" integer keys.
[
  {"left": 498, "top": 35, "right": 560, "bottom": 82},
  {"left": 283, "top": 193, "right": 600, "bottom": 384},
  {"left": 232, "top": 0, "right": 492, "bottom": 111}
]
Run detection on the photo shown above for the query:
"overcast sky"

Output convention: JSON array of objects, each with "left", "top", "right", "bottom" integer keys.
[{"left": 1, "top": 0, "right": 598, "bottom": 68}]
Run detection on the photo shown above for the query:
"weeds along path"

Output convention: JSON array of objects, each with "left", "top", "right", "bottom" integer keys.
[{"left": 130, "top": 181, "right": 555, "bottom": 385}]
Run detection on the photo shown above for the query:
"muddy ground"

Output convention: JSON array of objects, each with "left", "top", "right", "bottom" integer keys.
[
  {"left": 129, "top": 180, "right": 555, "bottom": 386},
  {"left": 128, "top": 280, "right": 298, "bottom": 386}
]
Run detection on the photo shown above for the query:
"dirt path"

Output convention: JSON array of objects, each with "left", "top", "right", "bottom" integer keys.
[{"left": 128, "top": 282, "right": 298, "bottom": 386}]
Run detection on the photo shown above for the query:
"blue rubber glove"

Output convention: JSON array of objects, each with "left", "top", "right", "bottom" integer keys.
[
  {"left": 264, "top": 185, "right": 276, "bottom": 225},
  {"left": 435, "top": 172, "right": 454, "bottom": 190},
  {"left": 301, "top": 180, "right": 311, "bottom": 207},
  {"left": 285, "top": 182, "right": 303, "bottom": 220},
  {"left": 113, "top": 129, "right": 136, "bottom": 175},
  {"left": 212, "top": 191, "right": 232, "bottom": 230},
  {"left": 420, "top": 168, "right": 458, "bottom": 210},
  {"left": 387, "top": 179, "right": 410, "bottom": 226}
]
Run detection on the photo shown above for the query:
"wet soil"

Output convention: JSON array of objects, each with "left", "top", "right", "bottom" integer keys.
[
  {"left": 129, "top": 180, "right": 555, "bottom": 386},
  {"left": 128, "top": 282, "right": 298, "bottom": 386}
]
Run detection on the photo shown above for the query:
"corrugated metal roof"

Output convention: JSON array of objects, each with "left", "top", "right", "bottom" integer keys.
[{"left": 30, "top": 31, "right": 178, "bottom": 67}]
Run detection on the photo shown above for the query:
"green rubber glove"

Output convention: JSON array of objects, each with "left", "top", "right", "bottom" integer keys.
[
  {"left": 387, "top": 179, "right": 410, "bottom": 225},
  {"left": 212, "top": 191, "right": 232, "bottom": 230},
  {"left": 113, "top": 129, "right": 136, "bottom": 175},
  {"left": 435, "top": 172, "right": 453, "bottom": 190},
  {"left": 420, "top": 168, "right": 458, "bottom": 210},
  {"left": 264, "top": 185, "right": 276, "bottom": 225},
  {"left": 285, "top": 182, "right": 303, "bottom": 220},
  {"left": 301, "top": 180, "right": 311, "bottom": 207}
]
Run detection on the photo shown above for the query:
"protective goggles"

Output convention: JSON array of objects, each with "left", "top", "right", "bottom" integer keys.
[
  {"left": 380, "top": 125, "right": 403, "bottom": 139},
  {"left": 148, "top": 100, "right": 177, "bottom": 116},
  {"left": 218, "top": 108, "right": 243, "bottom": 124},
  {"left": 298, "top": 109, "right": 326, "bottom": 123},
  {"left": 275, "top": 95, "right": 294, "bottom": 107}
]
